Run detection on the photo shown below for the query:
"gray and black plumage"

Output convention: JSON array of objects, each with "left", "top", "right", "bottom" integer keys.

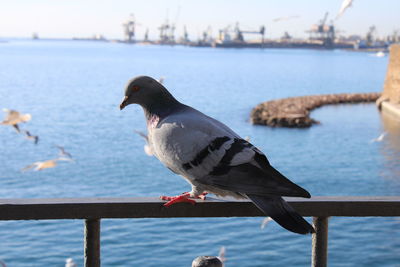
[{"left": 120, "top": 76, "right": 314, "bottom": 234}]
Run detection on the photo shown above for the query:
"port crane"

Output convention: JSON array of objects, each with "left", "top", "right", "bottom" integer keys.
[
  {"left": 308, "top": 12, "right": 335, "bottom": 48},
  {"left": 366, "top": 25, "right": 376, "bottom": 46},
  {"left": 123, "top": 14, "right": 136, "bottom": 42}
]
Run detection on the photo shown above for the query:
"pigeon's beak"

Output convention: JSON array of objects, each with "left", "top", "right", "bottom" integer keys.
[{"left": 120, "top": 96, "right": 129, "bottom": 110}]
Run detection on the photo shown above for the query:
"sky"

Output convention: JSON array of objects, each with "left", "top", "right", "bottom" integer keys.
[{"left": 0, "top": 0, "right": 399, "bottom": 40}]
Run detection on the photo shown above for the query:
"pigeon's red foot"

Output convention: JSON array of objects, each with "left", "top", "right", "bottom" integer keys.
[{"left": 160, "top": 192, "right": 208, "bottom": 207}]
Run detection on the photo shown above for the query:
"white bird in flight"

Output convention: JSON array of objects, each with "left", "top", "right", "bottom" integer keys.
[
  {"left": 0, "top": 108, "right": 31, "bottom": 133},
  {"left": 22, "top": 146, "right": 73, "bottom": 171},
  {"left": 273, "top": 15, "right": 300, "bottom": 22},
  {"left": 369, "top": 132, "right": 387, "bottom": 143},
  {"left": 336, "top": 0, "right": 354, "bottom": 20},
  {"left": 134, "top": 130, "right": 154, "bottom": 156}
]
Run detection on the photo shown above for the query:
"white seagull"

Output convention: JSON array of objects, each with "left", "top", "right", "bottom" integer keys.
[
  {"left": 369, "top": 132, "right": 387, "bottom": 143},
  {"left": 134, "top": 130, "right": 154, "bottom": 156},
  {"left": 1, "top": 108, "right": 32, "bottom": 133},
  {"left": 120, "top": 76, "right": 314, "bottom": 234},
  {"left": 336, "top": 0, "right": 354, "bottom": 20},
  {"left": 23, "top": 130, "right": 39, "bottom": 144},
  {"left": 65, "top": 258, "right": 77, "bottom": 267}
]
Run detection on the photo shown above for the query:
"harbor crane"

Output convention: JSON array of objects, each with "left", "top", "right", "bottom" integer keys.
[
  {"left": 366, "top": 25, "right": 376, "bottom": 46},
  {"left": 123, "top": 14, "right": 136, "bottom": 42},
  {"left": 158, "top": 20, "right": 176, "bottom": 44},
  {"left": 308, "top": 12, "right": 335, "bottom": 48}
]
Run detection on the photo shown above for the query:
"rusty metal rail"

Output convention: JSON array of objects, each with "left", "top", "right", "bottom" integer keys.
[{"left": 1, "top": 196, "right": 400, "bottom": 267}]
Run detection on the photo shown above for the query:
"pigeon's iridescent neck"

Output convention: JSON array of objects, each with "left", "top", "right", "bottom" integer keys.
[{"left": 142, "top": 101, "right": 184, "bottom": 127}]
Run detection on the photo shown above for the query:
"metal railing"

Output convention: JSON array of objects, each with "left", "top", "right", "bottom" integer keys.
[{"left": 1, "top": 196, "right": 400, "bottom": 267}]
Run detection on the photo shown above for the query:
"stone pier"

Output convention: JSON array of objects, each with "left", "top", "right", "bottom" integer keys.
[{"left": 250, "top": 92, "right": 380, "bottom": 128}]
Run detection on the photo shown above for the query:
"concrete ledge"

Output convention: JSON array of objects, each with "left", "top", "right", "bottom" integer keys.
[{"left": 382, "top": 101, "right": 400, "bottom": 119}]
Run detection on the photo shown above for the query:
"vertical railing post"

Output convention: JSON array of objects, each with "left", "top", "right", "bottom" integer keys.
[
  {"left": 84, "top": 219, "right": 101, "bottom": 267},
  {"left": 312, "top": 216, "right": 329, "bottom": 267}
]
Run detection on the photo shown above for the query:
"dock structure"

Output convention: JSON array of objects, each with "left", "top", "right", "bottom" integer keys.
[
  {"left": 377, "top": 44, "right": 400, "bottom": 118},
  {"left": 250, "top": 92, "right": 381, "bottom": 128}
]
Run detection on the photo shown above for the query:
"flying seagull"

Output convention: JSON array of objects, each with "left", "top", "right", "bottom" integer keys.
[
  {"left": 134, "top": 130, "right": 154, "bottom": 156},
  {"left": 120, "top": 76, "right": 314, "bottom": 234},
  {"left": 23, "top": 130, "right": 39, "bottom": 144},
  {"left": 22, "top": 146, "right": 73, "bottom": 171},
  {"left": 369, "top": 132, "right": 387, "bottom": 143},
  {"left": 272, "top": 15, "right": 300, "bottom": 22},
  {"left": 0, "top": 108, "right": 31, "bottom": 133},
  {"left": 21, "top": 157, "right": 72, "bottom": 172},
  {"left": 55, "top": 145, "right": 73, "bottom": 159},
  {"left": 336, "top": 0, "right": 353, "bottom": 20},
  {"left": 260, "top": 217, "right": 273, "bottom": 229}
]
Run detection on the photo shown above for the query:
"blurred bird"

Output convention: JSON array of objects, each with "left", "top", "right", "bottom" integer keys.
[
  {"left": 0, "top": 260, "right": 6, "bottom": 267},
  {"left": 158, "top": 76, "right": 166, "bottom": 84},
  {"left": 120, "top": 76, "right": 314, "bottom": 234},
  {"left": 55, "top": 145, "right": 73, "bottom": 159},
  {"left": 21, "top": 157, "right": 73, "bottom": 172},
  {"left": 260, "top": 217, "right": 273, "bottom": 229},
  {"left": 369, "top": 132, "right": 387, "bottom": 143},
  {"left": 0, "top": 108, "right": 31, "bottom": 133},
  {"left": 134, "top": 130, "right": 154, "bottom": 156},
  {"left": 273, "top": 15, "right": 300, "bottom": 22},
  {"left": 65, "top": 258, "right": 77, "bottom": 267},
  {"left": 22, "top": 146, "right": 73, "bottom": 171},
  {"left": 23, "top": 130, "right": 39, "bottom": 144},
  {"left": 336, "top": 0, "right": 354, "bottom": 20}
]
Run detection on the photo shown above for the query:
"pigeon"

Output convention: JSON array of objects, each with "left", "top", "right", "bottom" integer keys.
[
  {"left": 120, "top": 76, "right": 314, "bottom": 234},
  {"left": 23, "top": 130, "right": 39, "bottom": 144},
  {"left": 0, "top": 108, "right": 32, "bottom": 133},
  {"left": 192, "top": 256, "right": 223, "bottom": 267}
]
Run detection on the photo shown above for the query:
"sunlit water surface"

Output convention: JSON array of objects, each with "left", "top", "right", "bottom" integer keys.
[{"left": 0, "top": 40, "right": 399, "bottom": 266}]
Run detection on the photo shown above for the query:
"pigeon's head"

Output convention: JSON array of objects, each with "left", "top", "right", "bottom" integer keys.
[{"left": 120, "top": 76, "right": 176, "bottom": 110}]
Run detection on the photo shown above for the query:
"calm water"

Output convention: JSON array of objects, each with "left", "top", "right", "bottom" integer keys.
[{"left": 1, "top": 39, "right": 399, "bottom": 266}]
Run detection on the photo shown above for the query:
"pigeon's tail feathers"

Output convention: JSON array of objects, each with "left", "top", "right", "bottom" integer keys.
[{"left": 247, "top": 194, "right": 315, "bottom": 235}]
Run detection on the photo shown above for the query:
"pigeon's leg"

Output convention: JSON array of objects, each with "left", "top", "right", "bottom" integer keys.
[
  {"left": 160, "top": 192, "right": 196, "bottom": 206},
  {"left": 160, "top": 192, "right": 208, "bottom": 207}
]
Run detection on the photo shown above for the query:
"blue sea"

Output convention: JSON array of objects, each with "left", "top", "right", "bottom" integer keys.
[{"left": 0, "top": 39, "right": 399, "bottom": 266}]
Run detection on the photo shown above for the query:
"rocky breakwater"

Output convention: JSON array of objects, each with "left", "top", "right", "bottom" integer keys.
[{"left": 250, "top": 92, "right": 381, "bottom": 128}]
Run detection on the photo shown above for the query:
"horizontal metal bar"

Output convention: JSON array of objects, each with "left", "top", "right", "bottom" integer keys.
[{"left": 0, "top": 196, "right": 400, "bottom": 220}]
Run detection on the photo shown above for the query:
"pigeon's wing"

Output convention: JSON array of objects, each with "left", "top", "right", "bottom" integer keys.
[
  {"left": 196, "top": 138, "right": 311, "bottom": 198},
  {"left": 154, "top": 107, "right": 310, "bottom": 198}
]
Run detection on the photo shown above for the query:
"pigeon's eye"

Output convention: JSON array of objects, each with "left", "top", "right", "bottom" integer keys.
[{"left": 132, "top": 85, "right": 140, "bottom": 91}]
